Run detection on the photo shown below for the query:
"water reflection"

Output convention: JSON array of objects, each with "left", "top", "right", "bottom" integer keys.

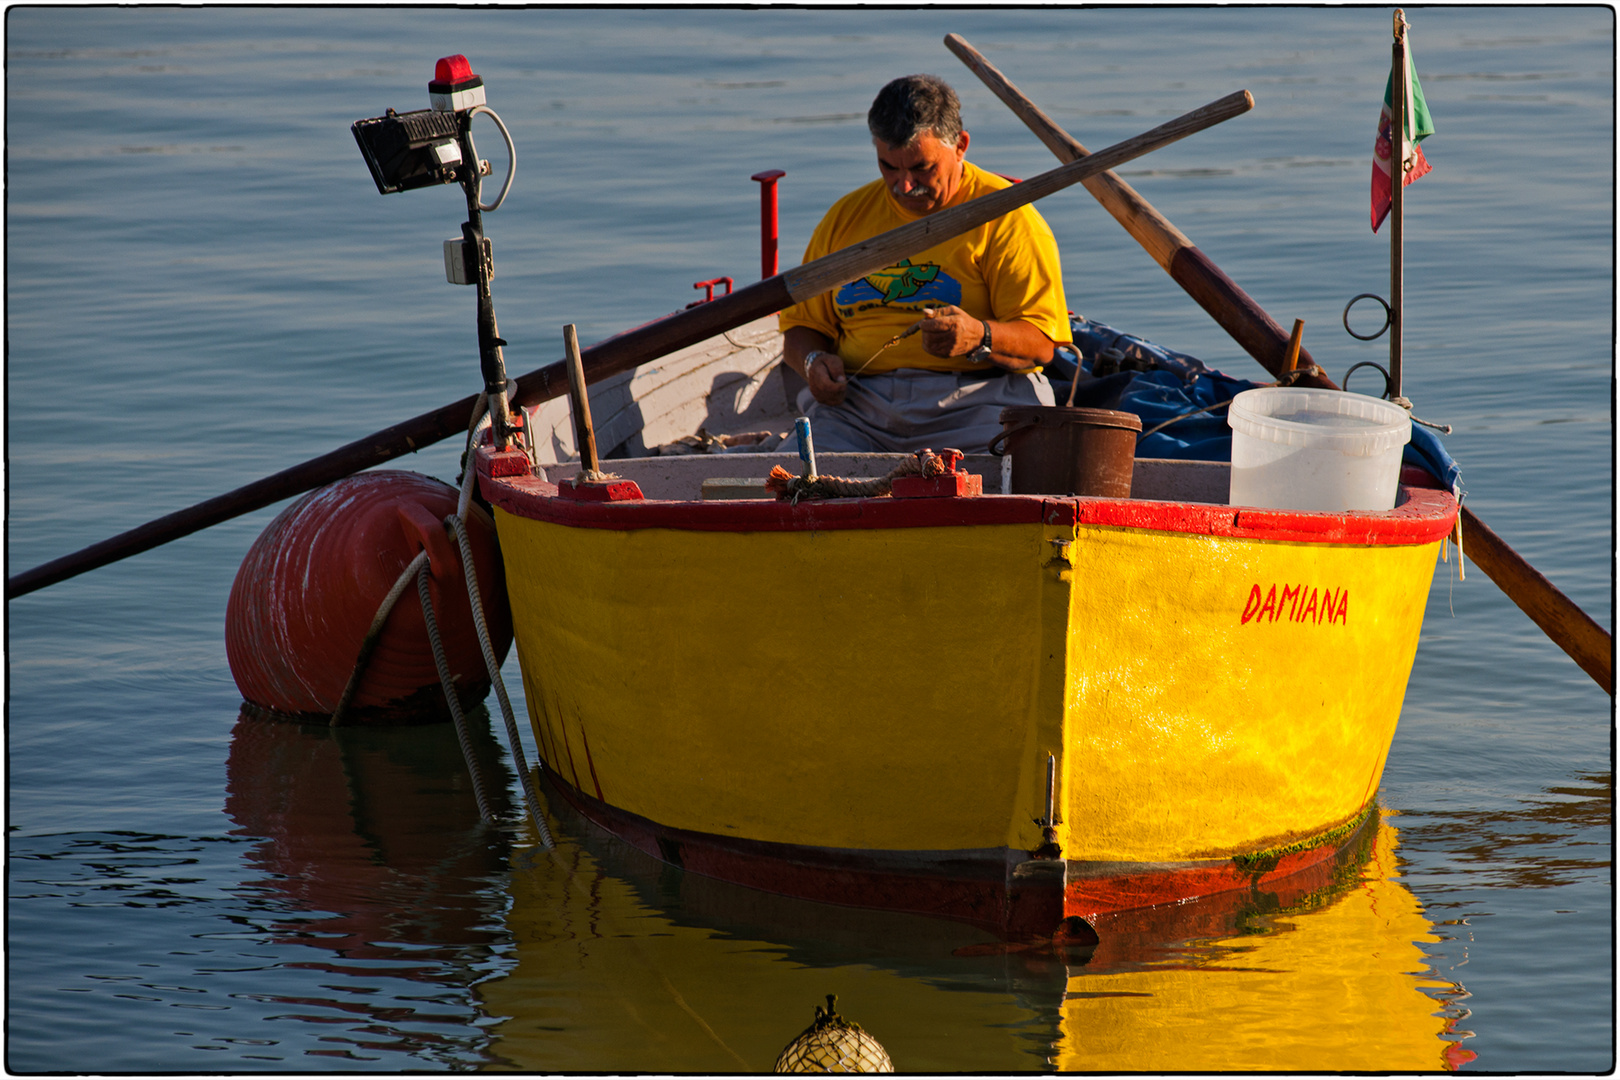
[
  {"left": 222, "top": 710, "right": 518, "bottom": 1065},
  {"left": 1058, "top": 817, "right": 1474, "bottom": 1071},
  {"left": 1396, "top": 771, "right": 1611, "bottom": 892},
  {"left": 479, "top": 778, "right": 1473, "bottom": 1071}
]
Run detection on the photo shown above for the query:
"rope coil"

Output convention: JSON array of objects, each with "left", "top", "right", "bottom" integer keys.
[{"left": 764, "top": 449, "right": 953, "bottom": 504}]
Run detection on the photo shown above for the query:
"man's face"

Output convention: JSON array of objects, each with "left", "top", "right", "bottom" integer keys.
[{"left": 874, "top": 129, "right": 970, "bottom": 215}]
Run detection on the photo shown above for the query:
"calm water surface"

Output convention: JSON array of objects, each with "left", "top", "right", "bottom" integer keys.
[{"left": 7, "top": 7, "right": 1612, "bottom": 1072}]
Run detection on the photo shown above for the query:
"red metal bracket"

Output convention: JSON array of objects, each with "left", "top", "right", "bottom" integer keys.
[
  {"left": 686, "top": 276, "right": 735, "bottom": 307},
  {"left": 892, "top": 448, "right": 980, "bottom": 498},
  {"left": 556, "top": 476, "right": 645, "bottom": 503}
]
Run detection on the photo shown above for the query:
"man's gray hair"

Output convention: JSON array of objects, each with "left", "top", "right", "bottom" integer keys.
[{"left": 867, "top": 74, "right": 963, "bottom": 148}]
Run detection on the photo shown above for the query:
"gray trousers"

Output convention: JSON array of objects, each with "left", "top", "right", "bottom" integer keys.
[{"left": 796, "top": 368, "right": 1055, "bottom": 454}]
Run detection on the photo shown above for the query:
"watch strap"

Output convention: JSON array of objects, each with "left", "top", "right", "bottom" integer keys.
[{"left": 972, "top": 319, "right": 993, "bottom": 363}]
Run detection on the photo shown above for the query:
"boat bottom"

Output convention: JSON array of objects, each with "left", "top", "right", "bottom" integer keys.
[{"left": 537, "top": 769, "right": 1379, "bottom": 942}]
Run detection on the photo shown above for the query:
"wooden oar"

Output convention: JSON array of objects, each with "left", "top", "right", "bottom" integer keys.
[
  {"left": 946, "top": 34, "right": 1332, "bottom": 389},
  {"left": 8, "top": 87, "right": 1254, "bottom": 599},
  {"left": 947, "top": 33, "right": 1614, "bottom": 694},
  {"left": 1457, "top": 506, "right": 1611, "bottom": 691}
]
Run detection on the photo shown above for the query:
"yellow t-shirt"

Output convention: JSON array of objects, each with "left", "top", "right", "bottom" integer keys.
[{"left": 779, "top": 160, "right": 1070, "bottom": 374}]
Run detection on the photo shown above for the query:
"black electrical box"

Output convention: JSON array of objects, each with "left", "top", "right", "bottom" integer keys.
[{"left": 352, "top": 109, "right": 462, "bottom": 195}]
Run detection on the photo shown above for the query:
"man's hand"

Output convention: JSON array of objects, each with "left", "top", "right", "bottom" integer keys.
[
  {"left": 806, "top": 350, "right": 848, "bottom": 406},
  {"left": 918, "top": 305, "right": 985, "bottom": 359}
]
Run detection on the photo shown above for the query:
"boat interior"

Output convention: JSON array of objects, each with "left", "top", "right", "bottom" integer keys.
[
  {"left": 518, "top": 315, "right": 1234, "bottom": 505},
  {"left": 528, "top": 452, "right": 1232, "bottom": 505}
]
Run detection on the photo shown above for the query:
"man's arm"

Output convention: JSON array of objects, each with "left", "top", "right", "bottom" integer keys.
[
  {"left": 784, "top": 325, "right": 849, "bottom": 406},
  {"left": 917, "top": 305, "right": 1055, "bottom": 372}
]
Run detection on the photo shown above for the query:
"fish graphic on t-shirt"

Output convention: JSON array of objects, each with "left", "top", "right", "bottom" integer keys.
[{"left": 835, "top": 259, "right": 961, "bottom": 310}]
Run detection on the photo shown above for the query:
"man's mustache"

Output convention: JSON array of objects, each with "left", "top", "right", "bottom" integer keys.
[{"left": 891, "top": 181, "right": 934, "bottom": 199}]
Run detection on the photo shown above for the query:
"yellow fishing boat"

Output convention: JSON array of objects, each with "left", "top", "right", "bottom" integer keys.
[{"left": 472, "top": 338, "right": 1458, "bottom": 941}]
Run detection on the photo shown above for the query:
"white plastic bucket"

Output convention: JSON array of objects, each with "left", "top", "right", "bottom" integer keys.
[{"left": 1226, "top": 387, "right": 1411, "bottom": 511}]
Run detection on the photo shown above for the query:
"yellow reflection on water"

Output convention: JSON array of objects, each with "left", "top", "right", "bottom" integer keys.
[
  {"left": 1057, "top": 814, "right": 1470, "bottom": 1071},
  {"left": 477, "top": 839, "right": 1056, "bottom": 1072},
  {"left": 479, "top": 797, "right": 1471, "bottom": 1072}
]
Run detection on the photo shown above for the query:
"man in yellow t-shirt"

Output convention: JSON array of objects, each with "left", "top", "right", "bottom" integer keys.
[{"left": 779, "top": 73, "right": 1071, "bottom": 453}]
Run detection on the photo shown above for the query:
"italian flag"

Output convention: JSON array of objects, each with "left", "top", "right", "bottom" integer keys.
[{"left": 1370, "top": 45, "right": 1435, "bottom": 232}]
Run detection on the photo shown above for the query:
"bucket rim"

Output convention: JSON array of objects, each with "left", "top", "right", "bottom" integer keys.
[
  {"left": 998, "top": 404, "right": 1143, "bottom": 432},
  {"left": 1226, "top": 387, "right": 1411, "bottom": 452}
]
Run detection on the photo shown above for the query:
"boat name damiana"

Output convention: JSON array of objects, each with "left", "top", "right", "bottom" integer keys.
[{"left": 1241, "top": 583, "right": 1348, "bottom": 626}]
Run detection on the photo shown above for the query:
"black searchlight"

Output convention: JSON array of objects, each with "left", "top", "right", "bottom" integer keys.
[{"left": 351, "top": 108, "right": 462, "bottom": 196}]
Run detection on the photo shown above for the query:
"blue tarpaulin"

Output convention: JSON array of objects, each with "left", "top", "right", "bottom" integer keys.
[{"left": 1048, "top": 317, "right": 1461, "bottom": 492}]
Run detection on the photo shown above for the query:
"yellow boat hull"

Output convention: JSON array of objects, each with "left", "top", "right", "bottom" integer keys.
[{"left": 480, "top": 445, "right": 1455, "bottom": 938}]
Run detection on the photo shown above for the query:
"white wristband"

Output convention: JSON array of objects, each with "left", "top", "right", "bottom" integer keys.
[{"left": 805, "top": 350, "right": 829, "bottom": 377}]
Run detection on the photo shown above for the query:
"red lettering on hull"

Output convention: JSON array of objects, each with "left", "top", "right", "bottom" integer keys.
[{"left": 1240, "top": 582, "right": 1350, "bottom": 626}]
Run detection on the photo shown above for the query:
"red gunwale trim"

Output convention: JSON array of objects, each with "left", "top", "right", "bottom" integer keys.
[{"left": 479, "top": 450, "right": 1457, "bottom": 547}]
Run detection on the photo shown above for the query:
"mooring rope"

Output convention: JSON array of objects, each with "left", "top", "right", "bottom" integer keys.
[
  {"left": 416, "top": 560, "right": 496, "bottom": 824},
  {"left": 764, "top": 451, "right": 937, "bottom": 504},
  {"left": 447, "top": 466, "right": 555, "bottom": 848},
  {"left": 330, "top": 549, "right": 430, "bottom": 727}
]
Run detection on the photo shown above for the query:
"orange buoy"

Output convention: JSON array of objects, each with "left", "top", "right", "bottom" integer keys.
[{"left": 225, "top": 470, "right": 511, "bottom": 724}]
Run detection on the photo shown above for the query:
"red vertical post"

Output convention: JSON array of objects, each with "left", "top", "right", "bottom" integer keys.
[{"left": 750, "top": 169, "right": 785, "bottom": 279}]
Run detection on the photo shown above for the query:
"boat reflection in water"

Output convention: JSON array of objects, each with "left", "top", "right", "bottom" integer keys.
[
  {"left": 1056, "top": 814, "right": 1476, "bottom": 1071},
  {"left": 222, "top": 710, "right": 517, "bottom": 1065},
  {"left": 479, "top": 774, "right": 1474, "bottom": 1072}
]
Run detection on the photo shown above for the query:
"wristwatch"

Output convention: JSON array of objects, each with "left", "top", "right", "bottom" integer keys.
[{"left": 969, "top": 320, "right": 993, "bottom": 364}]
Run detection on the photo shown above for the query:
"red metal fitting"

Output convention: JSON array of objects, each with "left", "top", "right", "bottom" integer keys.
[
  {"left": 892, "top": 471, "right": 983, "bottom": 499},
  {"left": 686, "top": 276, "right": 734, "bottom": 307},
  {"left": 556, "top": 476, "right": 645, "bottom": 503},
  {"left": 940, "top": 448, "right": 964, "bottom": 474},
  {"left": 751, "top": 169, "right": 785, "bottom": 279}
]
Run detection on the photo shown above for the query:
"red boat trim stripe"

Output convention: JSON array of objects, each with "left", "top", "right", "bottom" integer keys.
[
  {"left": 540, "top": 768, "right": 1378, "bottom": 932},
  {"left": 481, "top": 452, "right": 1457, "bottom": 547}
]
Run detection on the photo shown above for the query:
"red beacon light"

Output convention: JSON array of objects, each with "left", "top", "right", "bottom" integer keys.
[{"left": 429, "top": 54, "right": 486, "bottom": 113}]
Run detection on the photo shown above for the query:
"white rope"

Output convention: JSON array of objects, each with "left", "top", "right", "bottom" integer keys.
[
  {"left": 446, "top": 506, "right": 554, "bottom": 849},
  {"left": 417, "top": 561, "right": 496, "bottom": 824}
]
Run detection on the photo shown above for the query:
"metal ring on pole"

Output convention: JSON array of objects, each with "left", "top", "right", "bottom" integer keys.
[
  {"left": 1342, "top": 360, "right": 1394, "bottom": 400},
  {"left": 1342, "top": 293, "right": 1393, "bottom": 341}
]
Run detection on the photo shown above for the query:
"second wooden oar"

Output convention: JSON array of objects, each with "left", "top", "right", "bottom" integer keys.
[
  {"left": 948, "top": 32, "right": 1613, "bottom": 694},
  {"left": 945, "top": 33, "right": 1331, "bottom": 388},
  {"left": 1457, "top": 505, "right": 1611, "bottom": 692},
  {"left": 9, "top": 86, "right": 1254, "bottom": 599}
]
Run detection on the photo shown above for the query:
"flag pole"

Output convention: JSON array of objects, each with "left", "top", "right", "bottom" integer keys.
[{"left": 1389, "top": 9, "right": 1408, "bottom": 400}]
